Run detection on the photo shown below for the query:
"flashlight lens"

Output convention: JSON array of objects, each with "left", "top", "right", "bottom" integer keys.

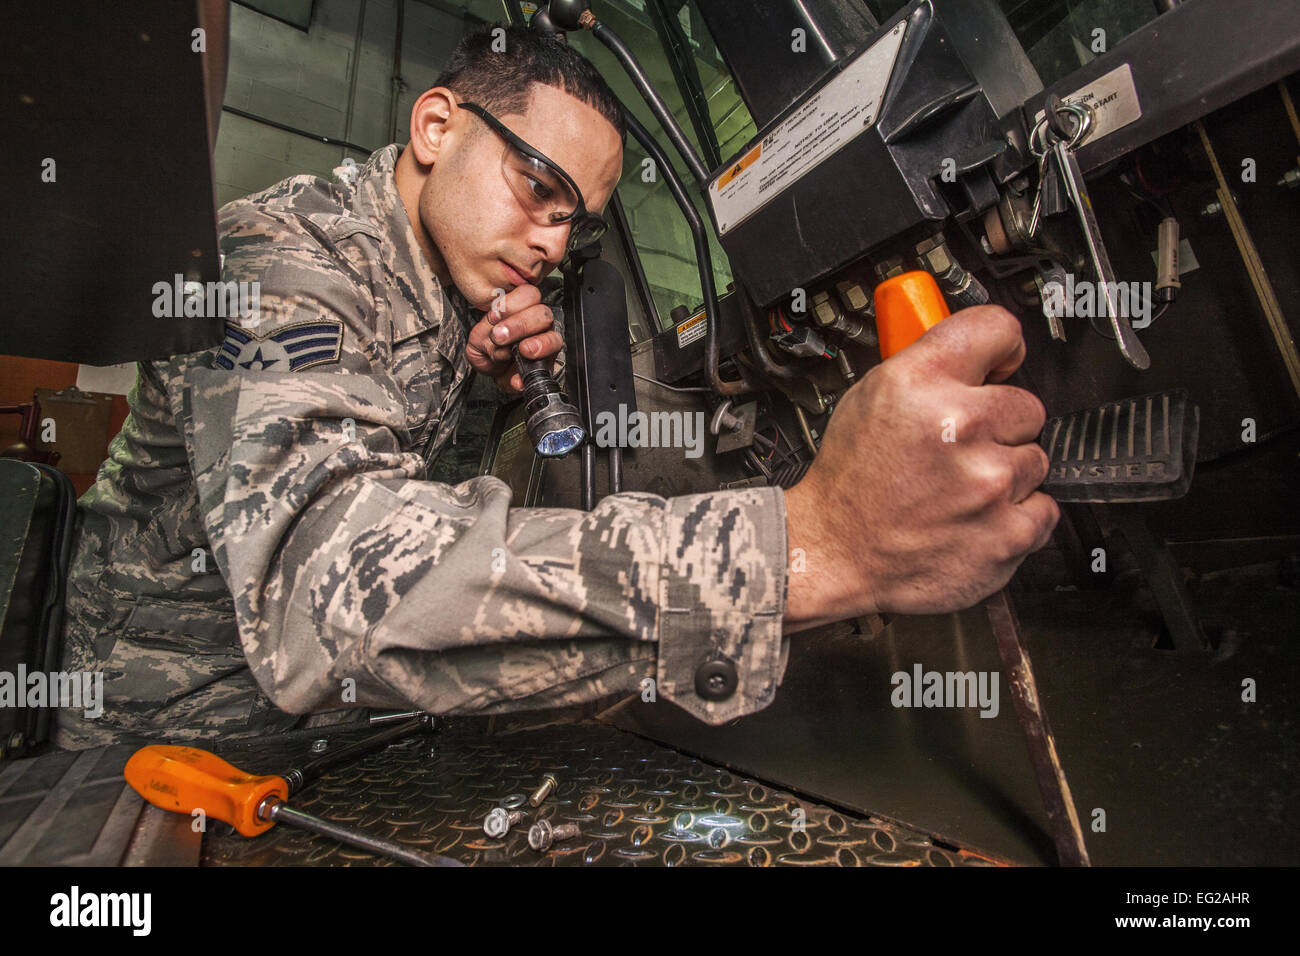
[{"left": 537, "top": 425, "right": 586, "bottom": 457}]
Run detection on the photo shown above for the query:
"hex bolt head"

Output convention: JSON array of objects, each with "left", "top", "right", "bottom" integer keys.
[
  {"left": 812, "top": 291, "right": 841, "bottom": 327},
  {"left": 484, "top": 807, "right": 525, "bottom": 839},
  {"left": 835, "top": 281, "right": 871, "bottom": 313},
  {"left": 528, "top": 819, "right": 581, "bottom": 852},
  {"left": 528, "top": 773, "right": 558, "bottom": 808}
]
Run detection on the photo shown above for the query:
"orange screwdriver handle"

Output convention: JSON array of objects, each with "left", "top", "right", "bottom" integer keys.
[
  {"left": 873, "top": 270, "right": 951, "bottom": 358},
  {"left": 124, "top": 745, "right": 288, "bottom": 837}
]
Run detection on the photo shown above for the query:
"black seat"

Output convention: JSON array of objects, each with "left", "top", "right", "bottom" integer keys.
[{"left": 0, "top": 459, "right": 77, "bottom": 758}]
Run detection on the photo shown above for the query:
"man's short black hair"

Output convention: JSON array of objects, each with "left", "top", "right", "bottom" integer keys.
[{"left": 435, "top": 25, "right": 626, "bottom": 144}]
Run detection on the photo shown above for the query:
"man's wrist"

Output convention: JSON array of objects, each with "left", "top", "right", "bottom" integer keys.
[{"left": 783, "top": 480, "right": 872, "bottom": 632}]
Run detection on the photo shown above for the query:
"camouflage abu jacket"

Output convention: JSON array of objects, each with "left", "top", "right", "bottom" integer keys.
[{"left": 55, "top": 144, "right": 789, "bottom": 749}]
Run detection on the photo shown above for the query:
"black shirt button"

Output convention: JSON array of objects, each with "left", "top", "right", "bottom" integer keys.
[{"left": 694, "top": 659, "right": 737, "bottom": 701}]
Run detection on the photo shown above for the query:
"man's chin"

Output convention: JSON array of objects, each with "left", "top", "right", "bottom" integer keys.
[{"left": 446, "top": 268, "right": 499, "bottom": 312}]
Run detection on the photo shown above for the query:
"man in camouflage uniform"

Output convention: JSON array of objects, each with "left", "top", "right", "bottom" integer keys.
[
  {"left": 55, "top": 26, "right": 1059, "bottom": 750},
  {"left": 54, "top": 28, "right": 787, "bottom": 748}
]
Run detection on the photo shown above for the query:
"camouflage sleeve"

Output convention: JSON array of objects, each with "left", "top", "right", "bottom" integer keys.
[{"left": 185, "top": 209, "right": 789, "bottom": 726}]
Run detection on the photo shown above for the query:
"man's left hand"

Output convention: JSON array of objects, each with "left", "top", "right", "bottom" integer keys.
[{"left": 466, "top": 284, "right": 563, "bottom": 395}]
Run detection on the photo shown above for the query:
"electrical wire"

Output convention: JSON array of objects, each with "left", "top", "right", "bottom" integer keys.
[
  {"left": 752, "top": 431, "right": 779, "bottom": 462},
  {"left": 752, "top": 426, "right": 798, "bottom": 468}
]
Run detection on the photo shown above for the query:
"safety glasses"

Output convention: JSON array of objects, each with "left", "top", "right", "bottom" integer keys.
[{"left": 459, "top": 101, "right": 608, "bottom": 254}]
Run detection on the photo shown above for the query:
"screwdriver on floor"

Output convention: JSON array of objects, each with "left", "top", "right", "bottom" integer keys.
[
  {"left": 874, "top": 271, "right": 1090, "bottom": 866},
  {"left": 124, "top": 742, "right": 464, "bottom": 867}
]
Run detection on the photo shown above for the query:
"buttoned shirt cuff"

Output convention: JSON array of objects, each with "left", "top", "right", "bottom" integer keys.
[{"left": 654, "top": 486, "right": 789, "bottom": 723}]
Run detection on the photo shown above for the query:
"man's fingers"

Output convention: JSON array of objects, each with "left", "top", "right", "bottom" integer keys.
[
  {"left": 1011, "top": 490, "right": 1060, "bottom": 555},
  {"left": 975, "top": 384, "right": 1048, "bottom": 446},
  {"left": 965, "top": 441, "right": 1050, "bottom": 509},
  {"left": 489, "top": 282, "right": 542, "bottom": 323},
  {"left": 466, "top": 317, "right": 493, "bottom": 356},
  {"left": 905, "top": 306, "right": 1027, "bottom": 387},
  {"left": 489, "top": 303, "right": 554, "bottom": 347},
  {"left": 1003, "top": 441, "right": 1051, "bottom": 504},
  {"left": 516, "top": 329, "right": 563, "bottom": 360}
]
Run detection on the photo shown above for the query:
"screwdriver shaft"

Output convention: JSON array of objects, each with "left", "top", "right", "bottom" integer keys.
[{"left": 260, "top": 799, "right": 464, "bottom": 867}]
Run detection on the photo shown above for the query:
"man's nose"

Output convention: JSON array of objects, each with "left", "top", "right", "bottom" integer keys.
[{"left": 527, "top": 218, "right": 570, "bottom": 269}]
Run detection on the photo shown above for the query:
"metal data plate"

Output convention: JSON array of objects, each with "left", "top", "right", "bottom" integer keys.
[{"left": 202, "top": 721, "right": 1004, "bottom": 867}]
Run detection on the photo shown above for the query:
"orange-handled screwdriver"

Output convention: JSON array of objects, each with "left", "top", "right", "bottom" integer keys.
[
  {"left": 872, "top": 271, "right": 1090, "bottom": 867},
  {"left": 873, "top": 270, "right": 952, "bottom": 359},
  {"left": 125, "top": 745, "right": 464, "bottom": 867}
]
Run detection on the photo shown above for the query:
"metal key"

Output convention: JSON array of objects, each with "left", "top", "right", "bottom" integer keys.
[
  {"left": 1027, "top": 94, "right": 1076, "bottom": 237},
  {"left": 1050, "top": 127, "right": 1152, "bottom": 370}
]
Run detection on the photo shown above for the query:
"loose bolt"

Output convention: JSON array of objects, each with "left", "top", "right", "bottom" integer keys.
[
  {"left": 528, "top": 819, "right": 581, "bottom": 851},
  {"left": 483, "top": 807, "right": 525, "bottom": 838},
  {"left": 528, "top": 773, "right": 558, "bottom": 808}
]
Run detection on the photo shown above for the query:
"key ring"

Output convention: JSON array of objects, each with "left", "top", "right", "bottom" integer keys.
[
  {"left": 1026, "top": 100, "right": 1094, "bottom": 238},
  {"left": 1030, "top": 100, "right": 1094, "bottom": 156}
]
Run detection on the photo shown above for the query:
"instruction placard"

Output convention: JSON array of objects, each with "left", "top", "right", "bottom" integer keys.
[{"left": 708, "top": 20, "right": 907, "bottom": 235}]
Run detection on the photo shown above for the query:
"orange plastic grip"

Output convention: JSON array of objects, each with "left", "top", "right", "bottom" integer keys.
[
  {"left": 873, "top": 270, "right": 951, "bottom": 359},
  {"left": 124, "top": 745, "right": 289, "bottom": 837}
]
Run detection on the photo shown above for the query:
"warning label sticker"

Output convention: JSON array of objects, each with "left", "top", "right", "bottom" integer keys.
[
  {"left": 676, "top": 309, "right": 707, "bottom": 348},
  {"left": 708, "top": 20, "right": 907, "bottom": 235}
]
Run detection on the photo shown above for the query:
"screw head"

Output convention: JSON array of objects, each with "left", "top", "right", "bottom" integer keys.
[
  {"left": 484, "top": 807, "right": 512, "bottom": 839},
  {"left": 528, "top": 819, "right": 555, "bottom": 851},
  {"left": 309, "top": 738, "right": 328, "bottom": 754}
]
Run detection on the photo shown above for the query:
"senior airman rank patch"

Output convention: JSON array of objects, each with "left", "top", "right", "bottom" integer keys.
[{"left": 214, "top": 319, "right": 344, "bottom": 372}]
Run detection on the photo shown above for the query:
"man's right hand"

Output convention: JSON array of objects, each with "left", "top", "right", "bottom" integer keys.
[{"left": 783, "top": 305, "right": 1059, "bottom": 631}]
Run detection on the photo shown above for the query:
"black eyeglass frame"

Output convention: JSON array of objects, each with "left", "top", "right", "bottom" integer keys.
[{"left": 458, "top": 101, "right": 608, "bottom": 253}]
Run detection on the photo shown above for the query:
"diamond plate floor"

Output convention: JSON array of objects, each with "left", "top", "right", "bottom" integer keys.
[{"left": 202, "top": 720, "right": 1006, "bottom": 867}]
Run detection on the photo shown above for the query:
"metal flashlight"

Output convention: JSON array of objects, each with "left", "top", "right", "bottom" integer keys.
[{"left": 516, "top": 349, "right": 585, "bottom": 457}]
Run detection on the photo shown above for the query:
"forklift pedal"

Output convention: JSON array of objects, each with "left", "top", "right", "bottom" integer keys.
[{"left": 1040, "top": 389, "right": 1199, "bottom": 502}]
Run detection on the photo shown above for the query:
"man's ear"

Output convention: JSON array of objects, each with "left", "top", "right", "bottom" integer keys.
[{"left": 407, "top": 88, "right": 457, "bottom": 167}]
